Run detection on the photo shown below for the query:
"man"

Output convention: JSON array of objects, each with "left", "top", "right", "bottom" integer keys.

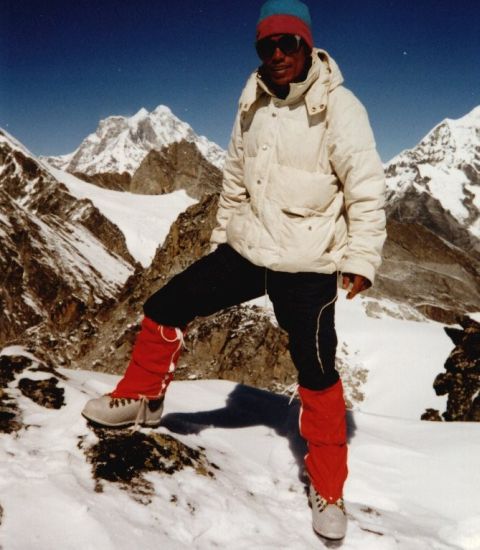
[{"left": 82, "top": 0, "right": 386, "bottom": 541}]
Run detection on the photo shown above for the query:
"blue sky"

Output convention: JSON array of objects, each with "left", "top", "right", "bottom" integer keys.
[{"left": 1, "top": 0, "right": 479, "bottom": 162}]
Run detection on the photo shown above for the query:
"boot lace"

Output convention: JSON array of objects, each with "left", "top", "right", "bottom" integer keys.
[
  {"left": 108, "top": 397, "right": 135, "bottom": 408},
  {"left": 311, "top": 487, "right": 345, "bottom": 514},
  {"left": 106, "top": 395, "right": 153, "bottom": 431},
  {"left": 132, "top": 395, "right": 149, "bottom": 431}
]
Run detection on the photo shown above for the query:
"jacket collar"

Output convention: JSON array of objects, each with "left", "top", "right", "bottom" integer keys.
[{"left": 239, "top": 49, "right": 344, "bottom": 116}]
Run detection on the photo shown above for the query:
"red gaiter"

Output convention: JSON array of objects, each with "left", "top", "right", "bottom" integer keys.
[
  {"left": 298, "top": 380, "right": 348, "bottom": 502},
  {"left": 111, "top": 317, "right": 183, "bottom": 400}
]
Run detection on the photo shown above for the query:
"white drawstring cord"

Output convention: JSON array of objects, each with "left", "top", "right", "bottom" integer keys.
[
  {"left": 282, "top": 382, "right": 299, "bottom": 405},
  {"left": 264, "top": 268, "right": 269, "bottom": 310},
  {"left": 314, "top": 288, "right": 338, "bottom": 373},
  {"left": 158, "top": 326, "right": 184, "bottom": 396},
  {"left": 130, "top": 327, "right": 185, "bottom": 431},
  {"left": 131, "top": 395, "right": 149, "bottom": 431}
]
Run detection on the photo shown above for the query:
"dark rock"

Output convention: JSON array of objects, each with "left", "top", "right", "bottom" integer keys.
[
  {"left": 466, "top": 394, "right": 480, "bottom": 421},
  {"left": 0, "top": 355, "right": 32, "bottom": 387},
  {"left": 65, "top": 193, "right": 220, "bottom": 376},
  {"left": 421, "top": 408, "right": 443, "bottom": 421},
  {"left": 0, "top": 402, "right": 21, "bottom": 434},
  {"left": 178, "top": 305, "right": 295, "bottom": 389},
  {"left": 80, "top": 429, "right": 216, "bottom": 503},
  {"left": 429, "top": 318, "right": 480, "bottom": 421},
  {"left": 17, "top": 377, "right": 65, "bottom": 409},
  {"left": 0, "top": 355, "right": 31, "bottom": 433},
  {"left": 387, "top": 187, "right": 480, "bottom": 262}
]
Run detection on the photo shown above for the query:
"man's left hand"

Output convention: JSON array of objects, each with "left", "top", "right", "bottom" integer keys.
[{"left": 342, "top": 273, "right": 371, "bottom": 300}]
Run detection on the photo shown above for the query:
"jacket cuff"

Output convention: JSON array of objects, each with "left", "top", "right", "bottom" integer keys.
[{"left": 339, "top": 258, "right": 376, "bottom": 286}]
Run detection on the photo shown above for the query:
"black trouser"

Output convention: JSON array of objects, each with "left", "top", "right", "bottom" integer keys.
[{"left": 144, "top": 244, "right": 339, "bottom": 390}]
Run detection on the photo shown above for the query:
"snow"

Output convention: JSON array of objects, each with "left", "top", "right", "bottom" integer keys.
[
  {"left": 446, "top": 106, "right": 480, "bottom": 161},
  {"left": 250, "top": 291, "right": 451, "bottom": 418},
  {"left": 336, "top": 292, "right": 452, "bottom": 418},
  {"left": 468, "top": 312, "right": 480, "bottom": 323},
  {"left": 48, "top": 166, "right": 197, "bottom": 267},
  {"left": 25, "top": 207, "right": 134, "bottom": 294},
  {"left": 128, "top": 107, "right": 149, "bottom": 128},
  {"left": 419, "top": 164, "right": 470, "bottom": 227},
  {"left": 0, "top": 351, "right": 479, "bottom": 549}
]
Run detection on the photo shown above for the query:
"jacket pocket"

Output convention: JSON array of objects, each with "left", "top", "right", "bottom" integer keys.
[
  {"left": 278, "top": 207, "right": 336, "bottom": 269},
  {"left": 281, "top": 206, "right": 332, "bottom": 219}
]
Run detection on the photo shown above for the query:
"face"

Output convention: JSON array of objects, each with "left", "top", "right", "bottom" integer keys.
[{"left": 257, "top": 34, "right": 308, "bottom": 89}]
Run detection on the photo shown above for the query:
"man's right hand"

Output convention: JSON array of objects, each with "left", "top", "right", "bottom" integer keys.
[{"left": 342, "top": 273, "right": 371, "bottom": 300}]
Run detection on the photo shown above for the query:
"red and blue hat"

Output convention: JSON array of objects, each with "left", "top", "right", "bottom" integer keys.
[{"left": 256, "top": 0, "right": 313, "bottom": 49}]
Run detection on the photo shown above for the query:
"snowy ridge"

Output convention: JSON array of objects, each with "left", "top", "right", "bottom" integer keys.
[
  {"left": 0, "top": 128, "right": 65, "bottom": 179},
  {"left": 0, "top": 128, "right": 35, "bottom": 158},
  {"left": 385, "top": 106, "right": 480, "bottom": 239},
  {"left": 45, "top": 105, "right": 225, "bottom": 175}
]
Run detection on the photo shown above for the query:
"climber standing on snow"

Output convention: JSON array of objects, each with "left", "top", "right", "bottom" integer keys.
[{"left": 82, "top": 0, "right": 386, "bottom": 541}]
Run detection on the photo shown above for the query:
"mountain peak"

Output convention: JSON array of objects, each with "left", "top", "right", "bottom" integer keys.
[
  {"left": 446, "top": 105, "right": 480, "bottom": 126},
  {"left": 385, "top": 105, "right": 480, "bottom": 242},
  {"left": 127, "top": 107, "right": 149, "bottom": 127},
  {"left": 44, "top": 106, "right": 225, "bottom": 176},
  {"left": 152, "top": 104, "right": 173, "bottom": 116}
]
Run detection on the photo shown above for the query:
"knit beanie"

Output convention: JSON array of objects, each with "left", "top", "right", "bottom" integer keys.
[{"left": 256, "top": 0, "right": 313, "bottom": 49}]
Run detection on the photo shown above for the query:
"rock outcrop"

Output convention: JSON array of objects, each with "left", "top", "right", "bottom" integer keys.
[
  {"left": 130, "top": 140, "right": 223, "bottom": 198},
  {"left": 422, "top": 317, "right": 480, "bottom": 421}
]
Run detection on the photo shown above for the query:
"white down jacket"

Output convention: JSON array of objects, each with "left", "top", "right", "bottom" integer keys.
[{"left": 210, "top": 49, "right": 386, "bottom": 283}]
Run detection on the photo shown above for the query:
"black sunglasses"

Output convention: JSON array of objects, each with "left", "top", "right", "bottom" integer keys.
[{"left": 255, "top": 34, "right": 302, "bottom": 59}]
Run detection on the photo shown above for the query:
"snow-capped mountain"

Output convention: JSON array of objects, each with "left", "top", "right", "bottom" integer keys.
[
  {"left": 371, "top": 106, "right": 480, "bottom": 322},
  {"left": 44, "top": 105, "right": 225, "bottom": 176},
  {"left": 385, "top": 106, "right": 480, "bottom": 242}
]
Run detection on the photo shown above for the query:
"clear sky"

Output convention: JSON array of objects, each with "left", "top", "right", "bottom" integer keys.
[{"left": 2, "top": 0, "right": 479, "bottom": 162}]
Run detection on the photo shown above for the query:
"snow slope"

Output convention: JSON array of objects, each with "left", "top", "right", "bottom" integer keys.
[
  {"left": 336, "top": 295, "right": 452, "bottom": 419},
  {"left": 48, "top": 166, "right": 197, "bottom": 268},
  {"left": 0, "top": 343, "right": 479, "bottom": 550}
]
